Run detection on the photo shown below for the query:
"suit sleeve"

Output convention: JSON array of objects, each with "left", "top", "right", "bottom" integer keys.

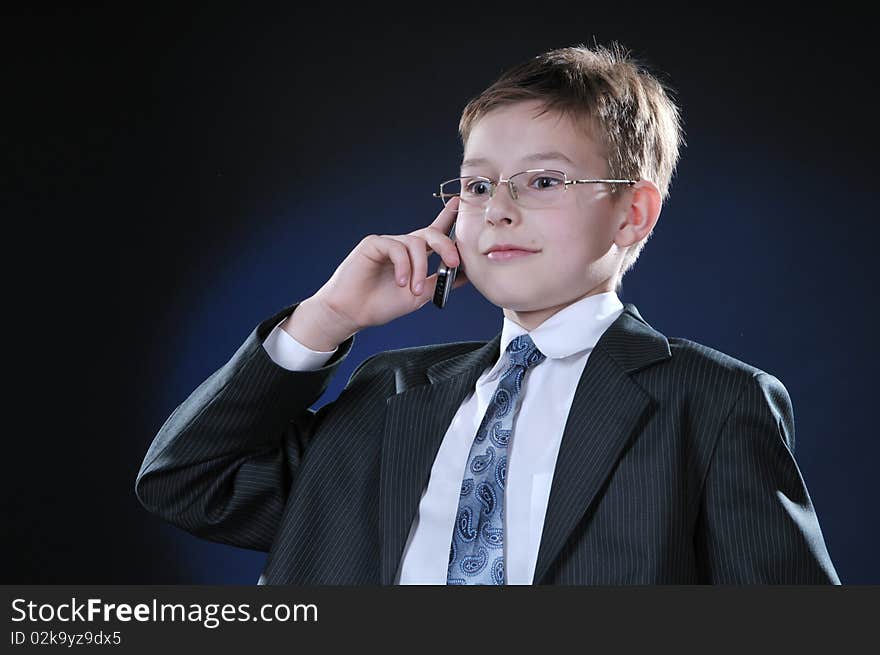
[
  {"left": 694, "top": 372, "right": 841, "bottom": 584},
  {"left": 134, "top": 300, "right": 367, "bottom": 552}
]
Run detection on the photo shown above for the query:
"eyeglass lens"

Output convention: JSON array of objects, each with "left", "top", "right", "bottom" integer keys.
[{"left": 440, "top": 171, "right": 567, "bottom": 211}]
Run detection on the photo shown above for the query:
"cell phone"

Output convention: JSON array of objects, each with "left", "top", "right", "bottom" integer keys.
[{"left": 433, "top": 222, "right": 461, "bottom": 309}]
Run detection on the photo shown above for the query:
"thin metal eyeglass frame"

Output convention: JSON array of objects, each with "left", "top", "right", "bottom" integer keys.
[{"left": 432, "top": 168, "right": 639, "bottom": 207}]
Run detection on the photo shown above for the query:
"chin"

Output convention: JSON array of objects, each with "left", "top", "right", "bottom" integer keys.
[
  {"left": 472, "top": 276, "right": 553, "bottom": 309},
  {"left": 484, "top": 291, "right": 548, "bottom": 312}
]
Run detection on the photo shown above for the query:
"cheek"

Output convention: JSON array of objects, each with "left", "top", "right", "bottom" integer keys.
[
  {"left": 565, "top": 201, "right": 617, "bottom": 252},
  {"left": 453, "top": 219, "right": 482, "bottom": 256},
  {"left": 541, "top": 213, "right": 595, "bottom": 256}
]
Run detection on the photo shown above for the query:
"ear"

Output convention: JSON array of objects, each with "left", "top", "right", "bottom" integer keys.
[{"left": 614, "top": 179, "right": 662, "bottom": 248}]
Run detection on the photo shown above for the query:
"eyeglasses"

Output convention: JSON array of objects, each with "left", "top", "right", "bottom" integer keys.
[{"left": 433, "top": 169, "right": 638, "bottom": 212}]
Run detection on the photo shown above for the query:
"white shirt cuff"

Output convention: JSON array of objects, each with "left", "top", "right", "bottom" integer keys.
[{"left": 262, "top": 316, "right": 338, "bottom": 371}]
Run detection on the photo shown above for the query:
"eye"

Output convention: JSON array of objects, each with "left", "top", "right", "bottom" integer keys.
[
  {"left": 464, "top": 179, "right": 491, "bottom": 195},
  {"left": 530, "top": 175, "right": 563, "bottom": 190}
]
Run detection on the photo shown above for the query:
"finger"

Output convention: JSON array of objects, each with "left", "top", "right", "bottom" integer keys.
[
  {"left": 370, "top": 235, "right": 412, "bottom": 287},
  {"left": 383, "top": 234, "right": 428, "bottom": 295},
  {"left": 416, "top": 227, "right": 460, "bottom": 270},
  {"left": 415, "top": 272, "right": 441, "bottom": 307},
  {"left": 428, "top": 195, "right": 460, "bottom": 233},
  {"left": 400, "top": 235, "right": 429, "bottom": 295}
]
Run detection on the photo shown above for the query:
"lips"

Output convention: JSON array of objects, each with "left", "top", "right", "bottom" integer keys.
[
  {"left": 483, "top": 244, "right": 540, "bottom": 254},
  {"left": 486, "top": 249, "right": 539, "bottom": 261}
]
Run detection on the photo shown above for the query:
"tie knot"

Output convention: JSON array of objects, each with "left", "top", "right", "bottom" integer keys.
[{"left": 506, "top": 334, "right": 546, "bottom": 370}]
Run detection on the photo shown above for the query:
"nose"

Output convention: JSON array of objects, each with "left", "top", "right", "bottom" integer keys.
[
  {"left": 483, "top": 179, "right": 521, "bottom": 226},
  {"left": 493, "top": 178, "right": 520, "bottom": 202}
]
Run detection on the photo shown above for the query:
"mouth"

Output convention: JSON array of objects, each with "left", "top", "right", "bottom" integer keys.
[{"left": 485, "top": 249, "right": 540, "bottom": 261}]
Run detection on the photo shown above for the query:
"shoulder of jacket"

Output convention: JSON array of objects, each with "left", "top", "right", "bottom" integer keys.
[
  {"left": 663, "top": 338, "right": 794, "bottom": 450},
  {"left": 663, "top": 336, "right": 790, "bottom": 407},
  {"left": 666, "top": 336, "right": 774, "bottom": 379},
  {"left": 346, "top": 339, "right": 488, "bottom": 384}
]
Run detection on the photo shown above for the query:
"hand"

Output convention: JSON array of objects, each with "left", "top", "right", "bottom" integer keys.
[{"left": 310, "top": 197, "right": 469, "bottom": 333}]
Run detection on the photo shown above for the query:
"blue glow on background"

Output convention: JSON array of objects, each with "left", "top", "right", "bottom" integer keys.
[{"left": 144, "top": 127, "right": 875, "bottom": 583}]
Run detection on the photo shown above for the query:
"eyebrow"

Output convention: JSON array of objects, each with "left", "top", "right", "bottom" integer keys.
[{"left": 460, "top": 151, "right": 577, "bottom": 171}]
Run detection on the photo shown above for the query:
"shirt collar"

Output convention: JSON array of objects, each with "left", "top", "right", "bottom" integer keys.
[{"left": 486, "top": 291, "right": 625, "bottom": 380}]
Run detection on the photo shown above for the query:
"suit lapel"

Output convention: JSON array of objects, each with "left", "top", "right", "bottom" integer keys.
[
  {"left": 379, "top": 332, "right": 502, "bottom": 585},
  {"left": 379, "top": 303, "right": 670, "bottom": 586},
  {"left": 531, "top": 304, "right": 671, "bottom": 583}
]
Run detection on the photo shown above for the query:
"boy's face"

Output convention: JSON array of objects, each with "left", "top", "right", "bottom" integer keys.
[{"left": 454, "top": 99, "right": 658, "bottom": 331}]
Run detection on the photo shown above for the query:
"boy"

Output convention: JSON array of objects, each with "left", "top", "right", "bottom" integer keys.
[{"left": 136, "top": 43, "right": 840, "bottom": 584}]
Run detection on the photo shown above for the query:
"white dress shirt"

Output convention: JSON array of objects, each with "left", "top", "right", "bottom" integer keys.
[{"left": 262, "top": 291, "right": 625, "bottom": 584}]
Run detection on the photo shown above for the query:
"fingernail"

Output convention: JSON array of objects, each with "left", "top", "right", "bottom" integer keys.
[
  {"left": 415, "top": 282, "right": 423, "bottom": 293},
  {"left": 399, "top": 275, "right": 407, "bottom": 285}
]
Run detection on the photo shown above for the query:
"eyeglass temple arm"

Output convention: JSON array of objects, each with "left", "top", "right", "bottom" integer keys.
[{"left": 568, "top": 179, "right": 639, "bottom": 185}]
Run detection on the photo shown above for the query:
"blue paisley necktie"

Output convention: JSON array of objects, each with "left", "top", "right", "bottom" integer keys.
[{"left": 447, "top": 333, "right": 546, "bottom": 585}]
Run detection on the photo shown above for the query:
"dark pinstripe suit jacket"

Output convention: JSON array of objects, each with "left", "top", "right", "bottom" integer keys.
[{"left": 136, "top": 300, "right": 841, "bottom": 584}]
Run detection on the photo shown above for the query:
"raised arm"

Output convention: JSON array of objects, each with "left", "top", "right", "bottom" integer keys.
[{"left": 135, "top": 300, "right": 358, "bottom": 551}]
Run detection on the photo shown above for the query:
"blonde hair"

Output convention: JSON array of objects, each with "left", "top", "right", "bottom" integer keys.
[{"left": 459, "top": 42, "right": 685, "bottom": 293}]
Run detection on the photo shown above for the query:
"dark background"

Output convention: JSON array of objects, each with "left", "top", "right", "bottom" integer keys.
[{"left": 5, "top": 6, "right": 877, "bottom": 583}]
